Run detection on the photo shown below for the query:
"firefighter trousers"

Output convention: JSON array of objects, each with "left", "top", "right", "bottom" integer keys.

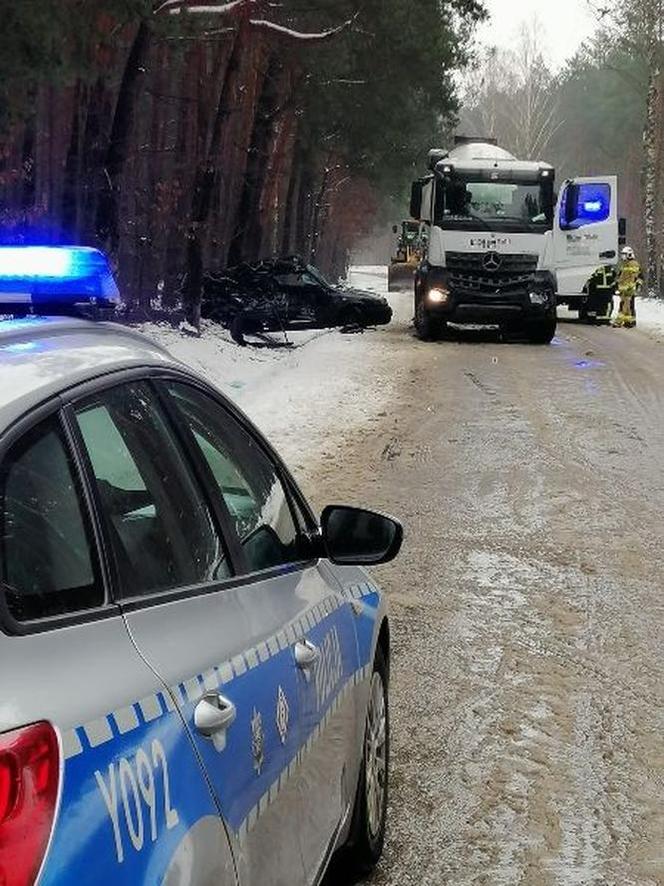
[{"left": 613, "top": 292, "right": 636, "bottom": 328}]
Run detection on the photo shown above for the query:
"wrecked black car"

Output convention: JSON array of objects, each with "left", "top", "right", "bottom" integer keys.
[{"left": 201, "top": 256, "right": 392, "bottom": 344}]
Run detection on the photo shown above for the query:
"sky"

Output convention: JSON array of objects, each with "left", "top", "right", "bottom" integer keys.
[{"left": 476, "top": 0, "right": 599, "bottom": 70}]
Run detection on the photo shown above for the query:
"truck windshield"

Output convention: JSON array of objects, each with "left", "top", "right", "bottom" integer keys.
[{"left": 436, "top": 179, "right": 553, "bottom": 233}]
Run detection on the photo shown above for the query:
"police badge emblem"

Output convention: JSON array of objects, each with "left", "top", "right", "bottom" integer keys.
[
  {"left": 276, "top": 685, "right": 290, "bottom": 745},
  {"left": 251, "top": 707, "right": 264, "bottom": 775}
]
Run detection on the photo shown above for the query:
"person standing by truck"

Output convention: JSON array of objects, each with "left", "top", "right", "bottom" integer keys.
[
  {"left": 585, "top": 265, "right": 617, "bottom": 322},
  {"left": 613, "top": 246, "right": 642, "bottom": 328}
]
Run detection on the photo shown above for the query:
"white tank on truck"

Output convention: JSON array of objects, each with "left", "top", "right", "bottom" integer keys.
[{"left": 409, "top": 137, "right": 621, "bottom": 343}]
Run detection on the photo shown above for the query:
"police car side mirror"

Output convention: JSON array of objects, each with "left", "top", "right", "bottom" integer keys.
[{"left": 320, "top": 505, "right": 403, "bottom": 566}]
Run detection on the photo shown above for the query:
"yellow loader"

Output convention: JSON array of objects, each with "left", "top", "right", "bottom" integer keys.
[{"left": 388, "top": 220, "right": 424, "bottom": 291}]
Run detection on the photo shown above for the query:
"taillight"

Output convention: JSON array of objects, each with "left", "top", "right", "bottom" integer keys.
[{"left": 0, "top": 722, "right": 60, "bottom": 886}]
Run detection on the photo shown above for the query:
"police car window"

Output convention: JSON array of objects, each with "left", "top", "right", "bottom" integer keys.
[
  {"left": 165, "top": 383, "right": 304, "bottom": 575},
  {"left": 75, "top": 382, "right": 230, "bottom": 598},
  {"left": 0, "top": 417, "right": 103, "bottom": 622}
]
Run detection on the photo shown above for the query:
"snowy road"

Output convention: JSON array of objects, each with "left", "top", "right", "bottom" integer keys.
[
  {"left": 146, "top": 276, "right": 664, "bottom": 883},
  {"left": 306, "top": 298, "right": 664, "bottom": 884}
]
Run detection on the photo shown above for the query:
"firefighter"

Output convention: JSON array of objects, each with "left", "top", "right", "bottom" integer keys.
[
  {"left": 612, "top": 246, "right": 642, "bottom": 328},
  {"left": 585, "top": 265, "right": 617, "bottom": 322}
]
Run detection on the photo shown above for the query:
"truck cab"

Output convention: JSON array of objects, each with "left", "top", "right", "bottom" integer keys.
[{"left": 410, "top": 137, "right": 619, "bottom": 343}]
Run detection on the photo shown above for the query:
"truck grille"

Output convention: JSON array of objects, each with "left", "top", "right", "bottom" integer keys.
[{"left": 445, "top": 252, "right": 539, "bottom": 294}]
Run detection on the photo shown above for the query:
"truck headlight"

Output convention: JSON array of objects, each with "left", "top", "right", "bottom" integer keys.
[
  {"left": 427, "top": 287, "right": 450, "bottom": 304},
  {"left": 529, "top": 291, "right": 548, "bottom": 305}
]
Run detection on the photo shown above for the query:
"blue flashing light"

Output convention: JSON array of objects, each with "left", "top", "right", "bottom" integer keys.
[
  {"left": 0, "top": 246, "right": 119, "bottom": 306},
  {"left": 575, "top": 183, "right": 611, "bottom": 225},
  {"left": 0, "top": 247, "right": 79, "bottom": 279}
]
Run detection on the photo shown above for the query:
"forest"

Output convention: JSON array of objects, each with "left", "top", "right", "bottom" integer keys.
[
  {"left": 2, "top": 0, "right": 664, "bottom": 321},
  {"left": 0, "top": 0, "right": 483, "bottom": 322}
]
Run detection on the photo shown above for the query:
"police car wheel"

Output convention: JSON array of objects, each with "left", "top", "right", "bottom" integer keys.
[{"left": 341, "top": 647, "right": 389, "bottom": 876}]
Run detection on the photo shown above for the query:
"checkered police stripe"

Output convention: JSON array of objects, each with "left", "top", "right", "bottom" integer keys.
[{"left": 60, "top": 581, "right": 379, "bottom": 834}]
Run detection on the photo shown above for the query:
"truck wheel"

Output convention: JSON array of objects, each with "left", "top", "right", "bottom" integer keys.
[
  {"left": 336, "top": 647, "right": 389, "bottom": 878},
  {"left": 527, "top": 317, "right": 556, "bottom": 345},
  {"left": 415, "top": 299, "right": 441, "bottom": 341}
]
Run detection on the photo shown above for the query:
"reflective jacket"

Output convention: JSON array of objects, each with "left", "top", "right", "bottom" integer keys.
[
  {"left": 588, "top": 265, "right": 617, "bottom": 293},
  {"left": 617, "top": 259, "right": 642, "bottom": 295}
]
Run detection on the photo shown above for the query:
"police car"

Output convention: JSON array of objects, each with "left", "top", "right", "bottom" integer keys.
[{"left": 0, "top": 247, "right": 401, "bottom": 886}]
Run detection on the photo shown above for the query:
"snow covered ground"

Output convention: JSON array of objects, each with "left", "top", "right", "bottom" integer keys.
[
  {"left": 138, "top": 267, "right": 412, "bottom": 474},
  {"left": 138, "top": 271, "right": 664, "bottom": 482},
  {"left": 634, "top": 295, "right": 664, "bottom": 343}
]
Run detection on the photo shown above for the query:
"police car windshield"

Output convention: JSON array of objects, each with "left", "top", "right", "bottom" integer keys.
[{"left": 436, "top": 180, "right": 553, "bottom": 233}]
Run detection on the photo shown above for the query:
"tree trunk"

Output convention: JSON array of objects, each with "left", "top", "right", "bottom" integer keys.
[
  {"left": 20, "top": 105, "right": 36, "bottom": 217},
  {"left": 227, "top": 53, "right": 282, "bottom": 266},
  {"left": 644, "top": 62, "right": 661, "bottom": 296},
  {"left": 281, "top": 141, "right": 301, "bottom": 254},
  {"left": 163, "top": 45, "right": 200, "bottom": 305},
  {"left": 62, "top": 82, "right": 82, "bottom": 237},
  {"left": 310, "top": 165, "right": 331, "bottom": 263},
  {"left": 294, "top": 165, "right": 313, "bottom": 257},
  {"left": 95, "top": 20, "right": 152, "bottom": 261},
  {"left": 183, "top": 25, "right": 245, "bottom": 328},
  {"left": 262, "top": 107, "right": 296, "bottom": 257},
  {"left": 79, "top": 78, "right": 111, "bottom": 243}
]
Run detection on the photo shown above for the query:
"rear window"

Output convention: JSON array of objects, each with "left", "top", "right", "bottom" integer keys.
[
  {"left": 0, "top": 417, "right": 103, "bottom": 622},
  {"left": 74, "top": 381, "right": 229, "bottom": 598}
]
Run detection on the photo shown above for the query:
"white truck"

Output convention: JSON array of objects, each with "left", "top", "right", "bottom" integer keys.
[{"left": 410, "top": 137, "right": 622, "bottom": 343}]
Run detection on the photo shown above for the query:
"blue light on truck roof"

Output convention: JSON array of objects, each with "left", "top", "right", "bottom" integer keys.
[{"left": 0, "top": 246, "right": 119, "bottom": 305}]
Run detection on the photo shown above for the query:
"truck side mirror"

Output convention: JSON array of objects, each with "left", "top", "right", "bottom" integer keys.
[
  {"left": 410, "top": 181, "right": 423, "bottom": 221},
  {"left": 392, "top": 225, "right": 398, "bottom": 235},
  {"left": 619, "top": 217, "right": 627, "bottom": 246}
]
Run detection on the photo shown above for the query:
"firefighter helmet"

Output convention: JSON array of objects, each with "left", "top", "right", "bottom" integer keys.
[{"left": 621, "top": 246, "right": 635, "bottom": 260}]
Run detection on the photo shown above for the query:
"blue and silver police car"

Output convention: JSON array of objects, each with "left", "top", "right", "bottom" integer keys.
[{"left": 0, "top": 247, "right": 401, "bottom": 886}]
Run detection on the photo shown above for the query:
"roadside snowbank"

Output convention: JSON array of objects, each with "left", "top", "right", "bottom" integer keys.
[
  {"left": 138, "top": 267, "right": 411, "bottom": 474},
  {"left": 635, "top": 296, "right": 664, "bottom": 343}
]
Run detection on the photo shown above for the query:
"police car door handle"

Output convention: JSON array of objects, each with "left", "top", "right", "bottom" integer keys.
[
  {"left": 294, "top": 639, "right": 319, "bottom": 670},
  {"left": 194, "top": 692, "right": 237, "bottom": 737}
]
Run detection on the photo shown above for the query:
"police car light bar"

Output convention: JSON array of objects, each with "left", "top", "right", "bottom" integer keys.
[{"left": 0, "top": 246, "right": 120, "bottom": 309}]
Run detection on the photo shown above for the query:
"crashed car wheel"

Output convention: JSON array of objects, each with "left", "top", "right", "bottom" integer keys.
[{"left": 339, "top": 306, "right": 365, "bottom": 329}]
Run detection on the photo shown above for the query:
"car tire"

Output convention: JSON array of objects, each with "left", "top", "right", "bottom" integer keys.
[
  {"left": 336, "top": 647, "right": 389, "bottom": 879},
  {"left": 229, "top": 315, "right": 247, "bottom": 347},
  {"left": 527, "top": 317, "right": 557, "bottom": 345},
  {"left": 414, "top": 299, "right": 441, "bottom": 341},
  {"left": 339, "top": 306, "right": 364, "bottom": 330}
]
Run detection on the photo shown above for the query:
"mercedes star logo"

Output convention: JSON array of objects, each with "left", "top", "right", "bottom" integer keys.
[{"left": 482, "top": 251, "right": 503, "bottom": 272}]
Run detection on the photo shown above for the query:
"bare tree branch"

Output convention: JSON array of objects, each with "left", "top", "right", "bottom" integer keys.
[
  {"left": 248, "top": 12, "right": 359, "bottom": 42},
  {"left": 157, "top": 0, "right": 247, "bottom": 15}
]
